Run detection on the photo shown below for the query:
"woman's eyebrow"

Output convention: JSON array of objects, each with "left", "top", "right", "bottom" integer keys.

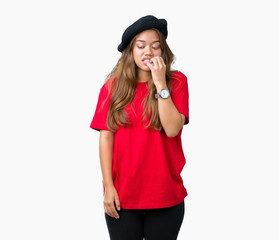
[{"left": 136, "top": 40, "right": 160, "bottom": 43}]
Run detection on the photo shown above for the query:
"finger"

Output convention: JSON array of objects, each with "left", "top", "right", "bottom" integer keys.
[
  {"left": 106, "top": 201, "right": 119, "bottom": 218},
  {"left": 154, "top": 57, "right": 163, "bottom": 68},
  {"left": 146, "top": 61, "right": 154, "bottom": 70},
  {"left": 104, "top": 201, "right": 115, "bottom": 218},
  {"left": 156, "top": 57, "right": 165, "bottom": 68},
  {"left": 104, "top": 204, "right": 110, "bottom": 215},
  {"left": 115, "top": 196, "right": 121, "bottom": 211},
  {"left": 109, "top": 203, "right": 120, "bottom": 219},
  {"left": 104, "top": 207, "right": 113, "bottom": 218},
  {"left": 152, "top": 57, "right": 159, "bottom": 68},
  {"left": 105, "top": 207, "right": 114, "bottom": 218}
]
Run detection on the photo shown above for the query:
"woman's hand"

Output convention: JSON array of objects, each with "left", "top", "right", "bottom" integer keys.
[
  {"left": 146, "top": 56, "right": 167, "bottom": 87},
  {"left": 103, "top": 185, "right": 121, "bottom": 219}
]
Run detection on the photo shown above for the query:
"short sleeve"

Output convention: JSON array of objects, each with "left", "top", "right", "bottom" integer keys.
[
  {"left": 90, "top": 83, "right": 110, "bottom": 131},
  {"left": 171, "top": 72, "right": 189, "bottom": 125}
]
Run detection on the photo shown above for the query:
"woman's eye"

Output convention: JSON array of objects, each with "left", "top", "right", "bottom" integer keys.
[
  {"left": 152, "top": 46, "right": 160, "bottom": 50},
  {"left": 137, "top": 46, "right": 144, "bottom": 49}
]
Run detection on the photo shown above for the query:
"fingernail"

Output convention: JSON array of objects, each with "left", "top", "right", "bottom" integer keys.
[{"left": 117, "top": 207, "right": 120, "bottom": 211}]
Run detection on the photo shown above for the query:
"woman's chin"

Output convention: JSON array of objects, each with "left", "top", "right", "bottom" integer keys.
[{"left": 140, "top": 64, "right": 151, "bottom": 71}]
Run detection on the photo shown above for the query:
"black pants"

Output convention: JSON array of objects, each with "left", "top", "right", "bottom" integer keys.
[{"left": 105, "top": 200, "right": 185, "bottom": 240}]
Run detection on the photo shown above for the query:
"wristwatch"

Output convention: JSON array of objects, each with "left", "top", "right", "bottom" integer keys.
[{"left": 155, "top": 89, "right": 170, "bottom": 99}]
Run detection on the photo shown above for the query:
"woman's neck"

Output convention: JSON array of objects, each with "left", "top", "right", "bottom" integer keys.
[{"left": 137, "top": 70, "right": 151, "bottom": 83}]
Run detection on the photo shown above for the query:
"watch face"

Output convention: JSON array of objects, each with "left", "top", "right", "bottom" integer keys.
[{"left": 161, "top": 89, "right": 169, "bottom": 98}]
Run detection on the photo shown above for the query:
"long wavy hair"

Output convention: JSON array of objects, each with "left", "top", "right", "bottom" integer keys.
[{"left": 102, "top": 28, "right": 177, "bottom": 133}]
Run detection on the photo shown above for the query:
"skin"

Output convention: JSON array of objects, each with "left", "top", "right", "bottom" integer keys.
[
  {"left": 133, "top": 30, "right": 186, "bottom": 130},
  {"left": 100, "top": 130, "right": 120, "bottom": 219},
  {"left": 102, "top": 29, "right": 186, "bottom": 219},
  {"left": 132, "top": 29, "right": 162, "bottom": 83}
]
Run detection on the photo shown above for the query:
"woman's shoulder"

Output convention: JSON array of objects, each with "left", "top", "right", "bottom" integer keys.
[
  {"left": 170, "top": 71, "right": 188, "bottom": 88},
  {"left": 171, "top": 70, "right": 187, "bottom": 79},
  {"left": 100, "top": 76, "right": 117, "bottom": 93}
]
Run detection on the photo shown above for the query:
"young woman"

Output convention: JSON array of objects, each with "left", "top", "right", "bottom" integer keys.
[{"left": 90, "top": 15, "right": 189, "bottom": 240}]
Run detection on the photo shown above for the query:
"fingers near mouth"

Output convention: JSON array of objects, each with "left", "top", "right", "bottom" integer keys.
[{"left": 145, "top": 61, "right": 153, "bottom": 65}]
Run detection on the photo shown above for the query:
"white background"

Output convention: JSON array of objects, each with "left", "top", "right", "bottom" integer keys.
[{"left": 1, "top": 0, "right": 278, "bottom": 239}]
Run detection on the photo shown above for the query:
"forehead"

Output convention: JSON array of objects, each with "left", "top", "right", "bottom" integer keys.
[{"left": 135, "top": 29, "right": 160, "bottom": 42}]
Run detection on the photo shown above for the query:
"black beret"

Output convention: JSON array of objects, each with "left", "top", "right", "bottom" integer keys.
[{"left": 117, "top": 15, "right": 168, "bottom": 52}]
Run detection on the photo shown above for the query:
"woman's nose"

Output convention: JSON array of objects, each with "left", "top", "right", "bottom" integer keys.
[{"left": 145, "top": 46, "right": 153, "bottom": 55}]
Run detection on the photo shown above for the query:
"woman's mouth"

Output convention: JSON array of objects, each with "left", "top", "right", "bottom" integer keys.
[{"left": 143, "top": 59, "right": 153, "bottom": 65}]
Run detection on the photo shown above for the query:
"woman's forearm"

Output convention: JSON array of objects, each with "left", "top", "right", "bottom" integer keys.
[
  {"left": 99, "top": 130, "right": 115, "bottom": 188},
  {"left": 156, "top": 83, "right": 184, "bottom": 137}
]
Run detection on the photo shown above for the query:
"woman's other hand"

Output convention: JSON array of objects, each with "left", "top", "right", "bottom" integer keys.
[{"left": 103, "top": 185, "right": 121, "bottom": 219}]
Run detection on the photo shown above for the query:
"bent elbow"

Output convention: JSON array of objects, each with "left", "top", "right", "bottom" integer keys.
[
  {"left": 166, "top": 126, "right": 183, "bottom": 138},
  {"left": 166, "top": 131, "right": 179, "bottom": 138},
  {"left": 167, "top": 133, "right": 176, "bottom": 138}
]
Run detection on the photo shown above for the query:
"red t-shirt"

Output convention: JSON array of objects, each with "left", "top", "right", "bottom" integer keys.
[{"left": 90, "top": 71, "right": 189, "bottom": 209}]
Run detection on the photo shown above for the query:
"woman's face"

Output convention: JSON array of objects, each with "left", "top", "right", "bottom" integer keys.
[{"left": 132, "top": 29, "right": 162, "bottom": 73}]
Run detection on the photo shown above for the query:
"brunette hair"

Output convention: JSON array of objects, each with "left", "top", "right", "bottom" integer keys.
[{"left": 102, "top": 29, "right": 176, "bottom": 133}]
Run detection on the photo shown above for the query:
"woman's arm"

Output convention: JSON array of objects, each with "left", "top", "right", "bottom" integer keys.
[
  {"left": 156, "top": 86, "right": 185, "bottom": 137},
  {"left": 99, "top": 130, "right": 120, "bottom": 219},
  {"left": 147, "top": 57, "right": 186, "bottom": 137},
  {"left": 99, "top": 130, "right": 115, "bottom": 188}
]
